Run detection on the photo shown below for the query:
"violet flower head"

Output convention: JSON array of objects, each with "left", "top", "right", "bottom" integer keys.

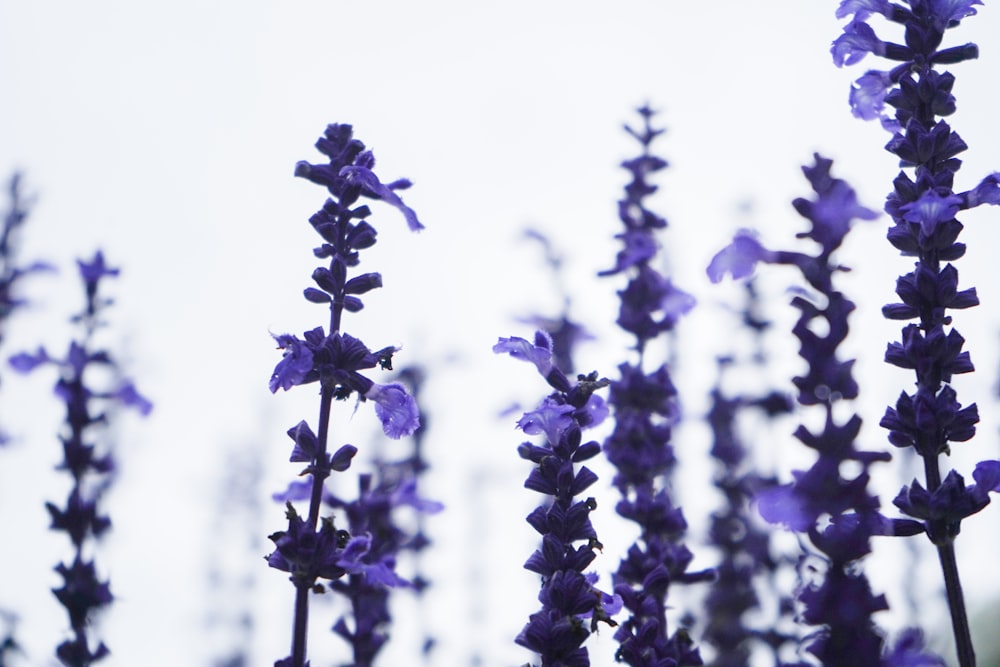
[
  {"left": 600, "top": 105, "right": 694, "bottom": 348},
  {"left": 834, "top": 5, "right": 1000, "bottom": 663},
  {"left": 702, "top": 292, "right": 795, "bottom": 666},
  {"left": 496, "top": 332, "right": 617, "bottom": 667},
  {"left": 712, "top": 156, "right": 928, "bottom": 666},
  {"left": 268, "top": 124, "right": 422, "bottom": 667},
  {"left": 324, "top": 465, "right": 441, "bottom": 667},
  {"left": 0, "top": 172, "right": 53, "bottom": 445},
  {"left": 8, "top": 251, "right": 150, "bottom": 666},
  {"left": 599, "top": 107, "right": 710, "bottom": 667},
  {"left": 270, "top": 375, "right": 441, "bottom": 667}
]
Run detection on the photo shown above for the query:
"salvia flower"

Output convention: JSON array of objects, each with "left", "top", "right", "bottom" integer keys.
[
  {"left": 0, "top": 172, "right": 53, "bottom": 446},
  {"left": 268, "top": 123, "right": 422, "bottom": 667},
  {"left": 494, "top": 330, "right": 618, "bottom": 667},
  {"left": 598, "top": 107, "right": 711, "bottom": 667},
  {"left": 8, "top": 251, "right": 150, "bottom": 666},
  {"left": 711, "top": 155, "right": 933, "bottom": 666},
  {"left": 834, "top": 3, "right": 1000, "bottom": 663},
  {"left": 0, "top": 173, "right": 52, "bottom": 336},
  {"left": 274, "top": 368, "right": 441, "bottom": 667},
  {"left": 702, "top": 290, "right": 796, "bottom": 667},
  {"left": 325, "top": 465, "right": 442, "bottom": 667}
]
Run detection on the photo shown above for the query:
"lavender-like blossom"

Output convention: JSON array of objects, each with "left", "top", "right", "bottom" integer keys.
[
  {"left": 387, "top": 365, "right": 438, "bottom": 660},
  {"left": 710, "top": 156, "right": 943, "bottom": 666},
  {"left": 267, "top": 123, "right": 422, "bottom": 667},
  {"left": 702, "top": 280, "right": 796, "bottom": 667},
  {"left": 494, "top": 331, "right": 618, "bottom": 667},
  {"left": 273, "top": 366, "right": 440, "bottom": 667},
  {"left": 599, "top": 106, "right": 709, "bottom": 667},
  {"left": 0, "top": 172, "right": 53, "bottom": 445},
  {"left": 325, "top": 467, "right": 442, "bottom": 667},
  {"left": 8, "top": 251, "right": 151, "bottom": 666},
  {"left": 834, "top": 3, "right": 1000, "bottom": 663}
]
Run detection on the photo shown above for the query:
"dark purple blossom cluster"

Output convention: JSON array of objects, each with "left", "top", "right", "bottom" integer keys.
[
  {"left": 833, "top": 1, "right": 1000, "bottom": 664},
  {"left": 266, "top": 124, "right": 423, "bottom": 667},
  {"left": 599, "top": 107, "right": 711, "bottom": 667},
  {"left": 495, "top": 331, "right": 619, "bottom": 667},
  {"left": 8, "top": 251, "right": 151, "bottom": 666}
]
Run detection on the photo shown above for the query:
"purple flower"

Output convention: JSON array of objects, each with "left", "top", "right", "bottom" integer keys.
[
  {"left": 499, "top": 332, "right": 614, "bottom": 666},
  {"left": 706, "top": 231, "right": 772, "bottom": 283},
  {"left": 597, "top": 108, "right": 711, "bottom": 666},
  {"left": 972, "top": 459, "right": 1000, "bottom": 492},
  {"left": 892, "top": 471, "right": 990, "bottom": 544},
  {"left": 929, "top": 0, "right": 982, "bottom": 26},
  {"left": 76, "top": 251, "right": 119, "bottom": 286},
  {"left": 835, "top": 0, "right": 892, "bottom": 20},
  {"left": 8, "top": 345, "right": 50, "bottom": 373},
  {"left": 494, "top": 331, "right": 555, "bottom": 377},
  {"left": 1, "top": 172, "right": 52, "bottom": 347},
  {"left": 271, "top": 124, "right": 423, "bottom": 667},
  {"left": 339, "top": 165, "right": 424, "bottom": 232},
  {"left": 831, "top": 19, "right": 885, "bottom": 66},
  {"left": 712, "top": 157, "right": 913, "bottom": 665},
  {"left": 884, "top": 629, "right": 947, "bottom": 667},
  {"left": 266, "top": 504, "right": 351, "bottom": 585},
  {"left": 899, "top": 190, "right": 963, "bottom": 238},
  {"left": 112, "top": 382, "right": 153, "bottom": 416},
  {"left": 365, "top": 382, "right": 420, "bottom": 439},
  {"left": 11, "top": 251, "right": 150, "bottom": 666},
  {"left": 961, "top": 173, "right": 1000, "bottom": 208},
  {"left": 517, "top": 397, "right": 577, "bottom": 445},
  {"left": 269, "top": 333, "right": 316, "bottom": 393}
]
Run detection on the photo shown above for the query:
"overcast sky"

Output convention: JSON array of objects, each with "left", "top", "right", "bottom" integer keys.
[{"left": 2, "top": 2, "right": 1000, "bottom": 665}]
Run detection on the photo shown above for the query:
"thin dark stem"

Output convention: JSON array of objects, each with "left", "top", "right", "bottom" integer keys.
[
  {"left": 937, "top": 542, "right": 975, "bottom": 667},
  {"left": 924, "top": 454, "right": 976, "bottom": 667},
  {"left": 291, "top": 387, "right": 334, "bottom": 667},
  {"left": 290, "top": 583, "right": 310, "bottom": 667},
  {"left": 308, "top": 388, "right": 334, "bottom": 528}
]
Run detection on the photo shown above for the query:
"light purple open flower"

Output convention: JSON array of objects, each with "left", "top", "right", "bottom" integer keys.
[{"left": 365, "top": 382, "right": 420, "bottom": 439}]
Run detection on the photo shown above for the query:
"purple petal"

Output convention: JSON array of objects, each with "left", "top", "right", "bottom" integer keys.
[
  {"left": 340, "top": 166, "right": 424, "bottom": 231},
  {"left": 706, "top": 231, "right": 771, "bottom": 283},
  {"left": 973, "top": 459, "right": 1000, "bottom": 493},
  {"left": 493, "top": 333, "right": 554, "bottom": 377},
  {"left": 269, "top": 333, "right": 314, "bottom": 393},
  {"left": 113, "top": 382, "right": 153, "bottom": 416},
  {"left": 9, "top": 346, "right": 50, "bottom": 373},
  {"left": 366, "top": 382, "right": 420, "bottom": 439}
]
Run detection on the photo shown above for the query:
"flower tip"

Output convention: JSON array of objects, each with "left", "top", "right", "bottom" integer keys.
[
  {"left": 293, "top": 160, "right": 312, "bottom": 178},
  {"left": 115, "top": 383, "right": 153, "bottom": 416}
]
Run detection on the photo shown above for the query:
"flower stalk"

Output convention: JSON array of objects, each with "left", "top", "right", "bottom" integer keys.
[
  {"left": 9, "top": 251, "right": 151, "bottom": 666},
  {"left": 833, "top": 2, "right": 1000, "bottom": 663},
  {"left": 267, "top": 123, "right": 422, "bottom": 667}
]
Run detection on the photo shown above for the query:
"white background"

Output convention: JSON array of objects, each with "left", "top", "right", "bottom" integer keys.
[{"left": 2, "top": 2, "right": 1000, "bottom": 665}]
